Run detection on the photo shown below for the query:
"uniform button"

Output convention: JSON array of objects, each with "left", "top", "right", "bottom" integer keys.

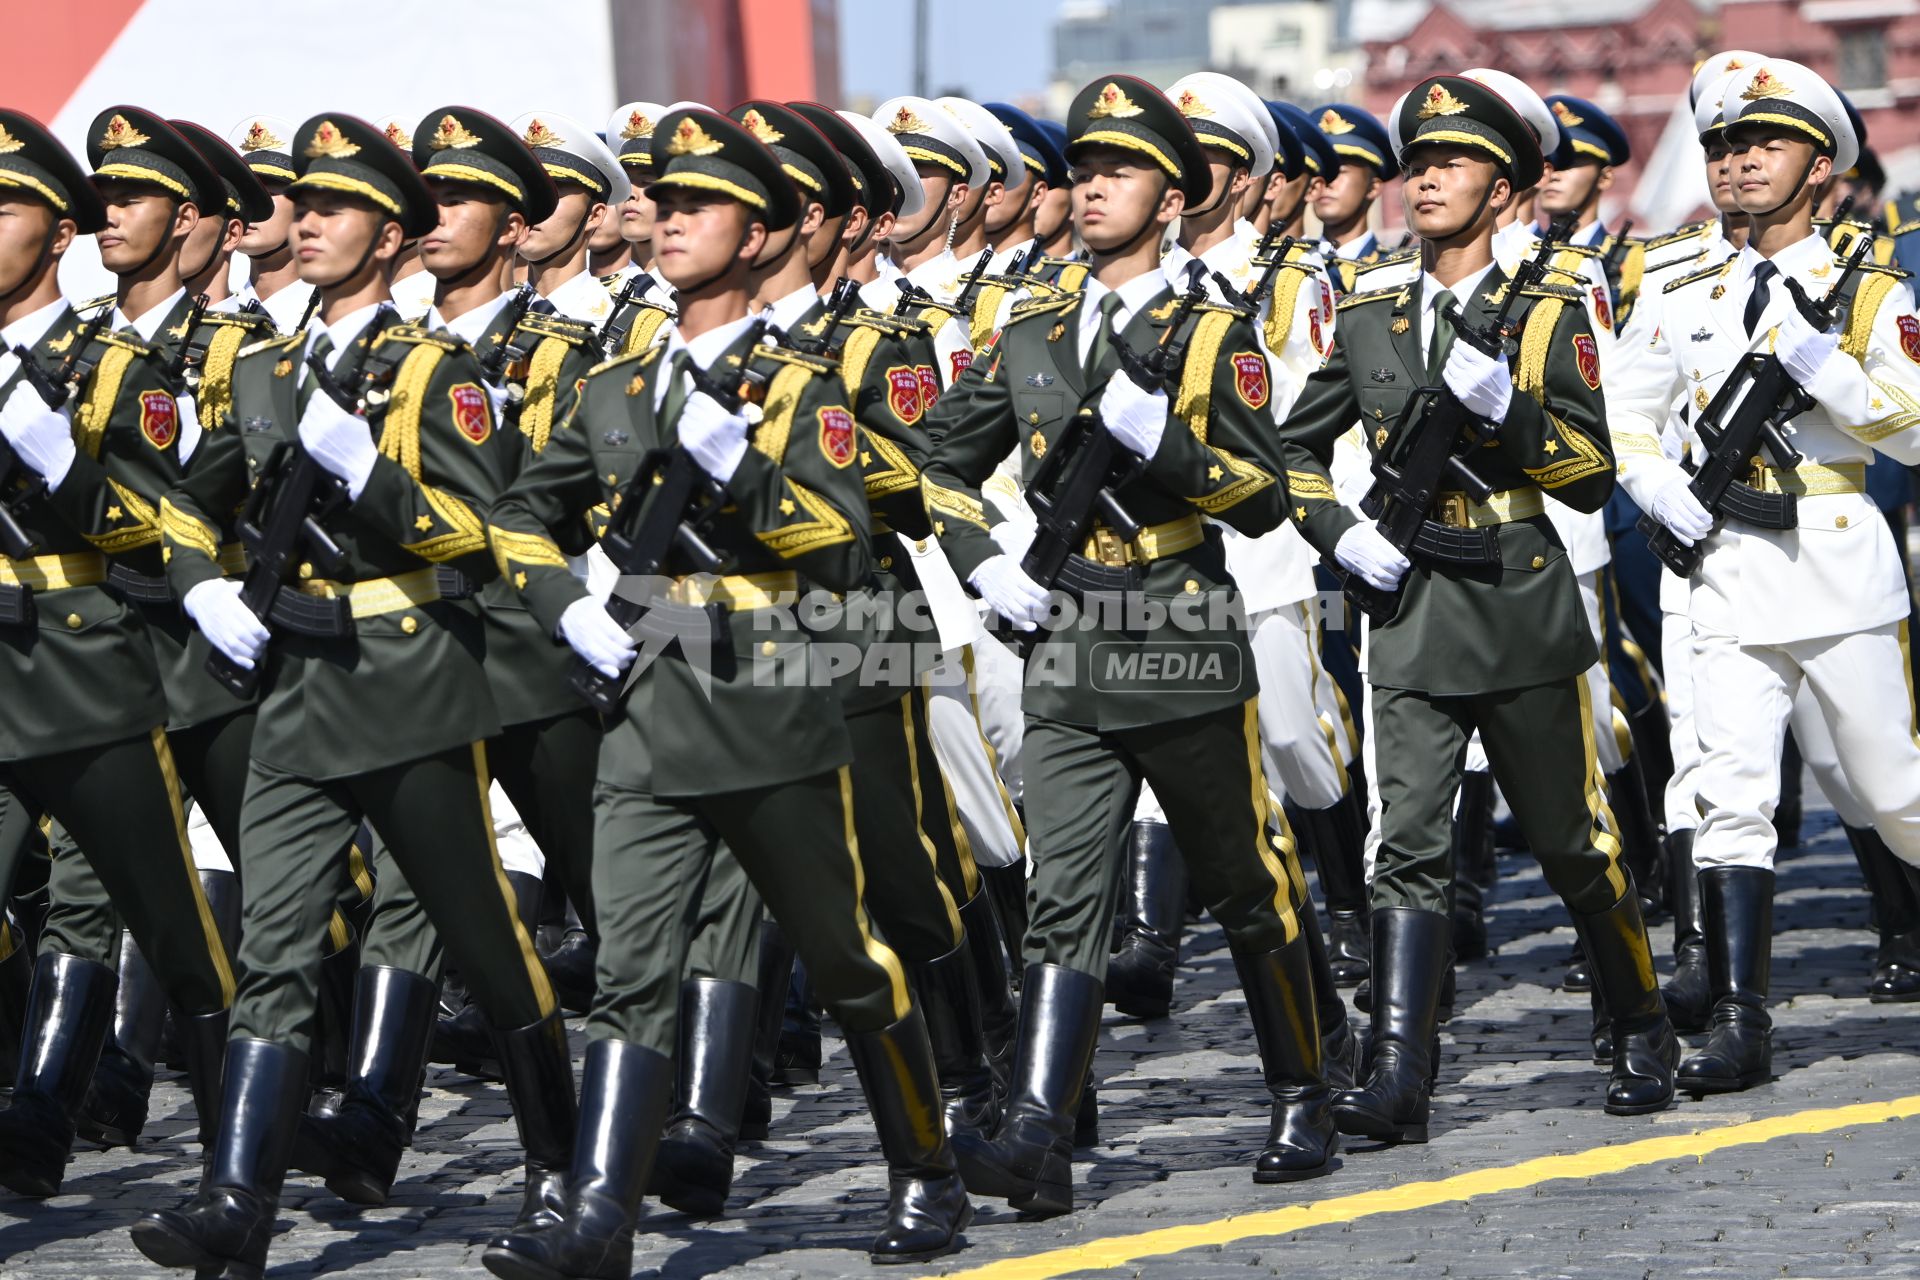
[
  {"left": 607, "top": 472, "right": 618, "bottom": 485},
  {"left": 298, "top": 562, "right": 313, "bottom": 580},
  {"left": 1531, "top": 555, "right": 1546, "bottom": 569},
  {"left": 879, "top": 556, "right": 893, "bottom": 570},
  {"left": 1184, "top": 579, "right": 1199, "bottom": 595},
  {"left": 64, "top": 613, "right": 81, "bottom": 629},
  {"left": 400, "top": 615, "right": 419, "bottom": 635},
  {"left": 1028, "top": 411, "right": 1040, "bottom": 424},
  {"left": 761, "top": 639, "right": 778, "bottom": 656},
  {"left": 1836, "top": 515, "right": 1849, "bottom": 529}
]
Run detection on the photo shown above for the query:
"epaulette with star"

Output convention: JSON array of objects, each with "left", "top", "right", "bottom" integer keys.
[
  {"left": 373, "top": 324, "right": 464, "bottom": 353},
  {"left": 1645, "top": 220, "right": 1713, "bottom": 251},
  {"left": 1889, "top": 194, "right": 1920, "bottom": 237},
  {"left": 744, "top": 344, "right": 836, "bottom": 376},
  {"left": 1352, "top": 248, "right": 1418, "bottom": 278},
  {"left": 79, "top": 292, "right": 116, "bottom": 314},
  {"left": 513, "top": 311, "right": 597, "bottom": 346},
  {"left": 584, "top": 343, "right": 663, "bottom": 380},
  {"left": 237, "top": 331, "right": 305, "bottom": 361},
  {"left": 89, "top": 328, "right": 156, "bottom": 357},
  {"left": 1519, "top": 280, "right": 1585, "bottom": 302},
  {"left": 1333, "top": 285, "right": 1403, "bottom": 312},
  {"left": 840, "top": 308, "right": 921, "bottom": 338},
  {"left": 1547, "top": 241, "right": 1604, "bottom": 258},
  {"left": 202, "top": 308, "right": 277, "bottom": 337},
  {"left": 1663, "top": 257, "right": 1738, "bottom": 294},
  {"left": 1008, "top": 292, "right": 1078, "bottom": 322}
]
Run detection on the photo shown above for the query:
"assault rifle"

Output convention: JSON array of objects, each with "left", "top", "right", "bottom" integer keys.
[
  {"left": 206, "top": 306, "right": 400, "bottom": 698},
  {"left": 1333, "top": 215, "right": 1574, "bottom": 624},
  {"left": 570, "top": 317, "right": 777, "bottom": 714},
  {"left": 793, "top": 278, "right": 862, "bottom": 358},
  {"left": 1638, "top": 235, "right": 1872, "bottom": 577},
  {"left": 594, "top": 273, "right": 656, "bottom": 362},
  {"left": 478, "top": 283, "right": 541, "bottom": 386}
]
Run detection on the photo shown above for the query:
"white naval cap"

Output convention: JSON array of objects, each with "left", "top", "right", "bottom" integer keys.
[
  {"left": 1694, "top": 70, "right": 1741, "bottom": 139},
  {"left": 1691, "top": 50, "right": 1767, "bottom": 109},
  {"left": 873, "top": 96, "right": 990, "bottom": 189},
  {"left": 226, "top": 114, "right": 297, "bottom": 183},
  {"left": 1460, "top": 68, "right": 1560, "bottom": 167},
  {"left": 1168, "top": 72, "right": 1278, "bottom": 179},
  {"left": 1720, "top": 58, "right": 1858, "bottom": 176},
  {"left": 510, "top": 111, "right": 630, "bottom": 205},
  {"left": 372, "top": 114, "right": 416, "bottom": 152},
  {"left": 936, "top": 97, "right": 1026, "bottom": 191},
  {"left": 605, "top": 102, "right": 669, "bottom": 175},
  {"left": 839, "top": 110, "right": 926, "bottom": 220}
]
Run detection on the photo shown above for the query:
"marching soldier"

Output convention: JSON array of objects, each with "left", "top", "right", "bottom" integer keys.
[
  {"left": 924, "top": 74, "right": 1337, "bottom": 1210},
  {"left": 227, "top": 115, "right": 317, "bottom": 333},
  {"left": 132, "top": 113, "right": 574, "bottom": 1279},
  {"left": 481, "top": 107, "right": 970, "bottom": 1271},
  {"left": 838, "top": 110, "right": 927, "bottom": 303},
  {"left": 1277, "top": 74, "right": 1678, "bottom": 1140},
  {"left": 1612, "top": 59, "right": 1920, "bottom": 1095},
  {"left": 600, "top": 101, "right": 678, "bottom": 357},
  {"left": 0, "top": 109, "right": 234, "bottom": 1199},
  {"left": 1308, "top": 102, "right": 1394, "bottom": 293},
  {"left": 982, "top": 103, "right": 1064, "bottom": 275},
  {"left": 513, "top": 112, "right": 630, "bottom": 325}
]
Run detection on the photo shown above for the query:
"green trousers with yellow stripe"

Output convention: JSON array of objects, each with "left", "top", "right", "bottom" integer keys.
[
  {"left": 1372, "top": 677, "right": 1625, "bottom": 915},
  {"left": 1022, "top": 699, "right": 1307, "bottom": 977},
  {"left": 228, "top": 743, "right": 553, "bottom": 1052},
  {"left": 590, "top": 767, "right": 910, "bottom": 1057},
  {"left": 0, "top": 729, "right": 232, "bottom": 1016}
]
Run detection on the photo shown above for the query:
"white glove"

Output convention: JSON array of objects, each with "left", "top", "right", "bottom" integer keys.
[
  {"left": 0, "top": 383, "right": 75, "bottom": 490},
  {"left": 297, "top": 393, "right": 379, "bottom": 499},
  {"left": 1649, "top": 472, "right": 1714, "bottom": 547},
  {"left": 969, "top": 554, "right": 1052, "bottom": 630},
  {"left": 1774, "top": 306, "right": 1839, "bottom": 388},
  {"left": 1100, "top": 369, "right": 1168, "bottom": 459},
  {"left": 558, "top": 596, "right": 637, "bottom": 678},
  {"left": 1334, "top": 522, "right": 1410, "bottom": 592},
  {"left": 183, "top": 578, "right": 269, "bottom": 671},
  {"left": 678, "top": 391, "right": 751, "bottom": 482},
  {"left": 989, "top": 520, "right": 1035, "bottom": 560},
  {"left": 1441, "top": 340, "right": 1511, "bottom": 424}
]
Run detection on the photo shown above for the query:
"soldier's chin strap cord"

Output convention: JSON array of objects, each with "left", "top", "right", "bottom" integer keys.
[
  {"left": 523, "top": 194, "right": 599, "bottom": 269},
  {"left": 0, "top": 219, "right": 63, "bottom": 310},
  {"left": 1099, "top": 173, "right": 1175, "bottom": 262},
  {"left": 672, "top": 222, "right": 760, "bottom": 301},
  {"left": 1743, "top": 149, "right": 1823, "bottom": 221},
  {"left": 177, "top": 216, "right": 234, "bottom": 287},
  {"left": 1182, "top": 165, "right": 1243, "bottom": 220},
  {"left": 893, "top": 177, "right": 954, "bottom": 255}
]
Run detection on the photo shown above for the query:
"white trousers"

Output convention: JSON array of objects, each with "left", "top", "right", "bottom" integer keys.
[
  {"left": 1250, "top": 603, "right": 1353, "bottom": 811},
  {"left": 1691, "top": 620, "right": 1920, "bottom": 869},
  {"left": 924, "top": 642, "right": 1026, "bottom": 870}
]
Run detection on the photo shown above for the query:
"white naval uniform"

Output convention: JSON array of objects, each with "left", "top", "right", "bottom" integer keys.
[
  {"left": 1610, "top": 231, "right": 1920, "bottom": 870},
  {"left": 233, "top": 277, "right": 316, "bottom": 336},
  {"left": 538, "top": 269, "right": 618, "bottom": 326},
  {"left": 388, "top": 266, "right": 437, "bottom": 324}
]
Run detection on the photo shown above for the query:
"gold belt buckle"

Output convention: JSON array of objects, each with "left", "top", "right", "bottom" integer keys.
[
  {"left": 1435, "top": 494, "right": 1468, "bottom": 528},
  {"left": 1092, "top": 527, "right": 1129, "bottom": 567}
]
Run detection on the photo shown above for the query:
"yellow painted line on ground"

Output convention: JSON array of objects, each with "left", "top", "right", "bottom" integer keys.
[{"left": 933, "top": 1094, "right": 1920, "bottom": 1279}]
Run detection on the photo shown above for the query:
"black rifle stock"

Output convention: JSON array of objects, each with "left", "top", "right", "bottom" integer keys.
[
  {"left": 1637, "top": 236, "right": 1871, "bottom": 577},
  {"left": 594, "top": 273, "right": 656, "bottom": 362}
]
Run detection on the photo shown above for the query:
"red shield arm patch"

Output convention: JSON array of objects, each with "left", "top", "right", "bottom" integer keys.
[
  {"left": 1591, "top": 285, "right": 1613, "bottom": 332},
  {"left": 948, "top": 349, "right": 974, "bottom": 385},
  {"left": 448, "top": 382, "right": 492, "bottom": 443},
  {"left": 915, "top": 365, "right": 942, "bottom": 412},
  {"left": 1897, "top": 315, "right": 1920, "bottom": 364},
  {"left": 1572, "top": 334, "right": 1602, "bottom": 391},
  {"left": 885, "top": 366, "right": 924, "bottom": 425},
  {"left": 138, "top": 390, "right": 178, "bottom": 449},
  {"left": 1230, "top": 352, "right": 1270, "bottom": 409},
  {"left": 818, "top": 405, "right": 857, "bottom": 468}
]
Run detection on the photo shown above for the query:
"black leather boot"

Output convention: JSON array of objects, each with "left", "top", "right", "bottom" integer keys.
[
  {"left": 179, "top": 1008, "right": 229, "bottom": 1147},
  {"left": 1300, "top": 908, "right": 1356, "bottom": 1091},
  {"left": 0, "top": 952, "right": 117, "bottom": 1196},
  {"left": 1775, "top": 733, "right": 1803, "bottom": 852},
  {"left": 951, "top": 964, "right": 1102, "bottom": 1216},
  {"left": 847, "top": 1007, "right": 974, "bottom": 1261},
  {"left": 1845, "top": 825, "right": 1920, "bottom": 1002},
  {"left": 291, "top": 965, "right": 438, "bottom": 1205},
  {"left": 537, "top": 892, "right": 595, "bottom": 1018},
  {"left": 978, "top": 862, "right": 1030, "bottom": 990},
  {"left": 650, "top": 978, "right": 756, "bottom": 1217},
  {"left": 1605, "top": 754, "right": 1666, "bottom": 917},
  {"left": 1333, "top": 907, "right": 1450, "bottom": 1145},
  {"left": 1294, "top": 794, "right": 1371, "bottom": 986},
  {"left": 1234, "top": 938, "right": 1337, "bottom": 1182},
  {"left": 912, "top": 941, "right": 1000, "bottom": 1146},
  {"left": 1575, "top": 887, "right": 1678, "bottom": 1115},
  {"left": 434, "top": 871, "right": 544, "bottom": 1083},
  {"left": 1663, "top": 829, "right": 1710, "bottom": 1031},
  {"left": 130, "top": 1038, "right": 307, "bottom": 1280},
  {"left": 493, "top": 1010, "right": 579, "bottom": 1235},
  {"left": 77, "top": 930, "right": 168, "bottom": 1148},
  {"left": 958, "top": 889, "right": 1018, "bottom": 1089},
  {"left": 1451, "top": 772, "right": 1495, "bottom": 962},
  {"left": 482, "top": 1037, "right": 671, "bottom": 1280},
  {"left": 1678, "top": 867, "right": 1775, "bottom": 1095},
  {"left": 741, "top": 919, "right": 793, "bottom": 1142},
  {"left": 1106, "top": 821, "right": 1183, "bottom": 1019},
  {"left": 307, "top": 920, "right": 361, "bottom": 1116},
  {"left": 0, "top": 925, "right": 31, "bottom": 1093}
]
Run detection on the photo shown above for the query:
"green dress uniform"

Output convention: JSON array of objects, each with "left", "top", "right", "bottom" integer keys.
[
  {"left": 0, "top": 109, "right": 234, "bottom": 1201},
  {"left": 1276, "top": 75, "right": 1676, "bottom": 1144},
  {"left": 924, "top": 75, "right": 1335, "bottom": 1213},
  {"left": 132, "top": 114, "right": 576, "bottom": 1280},
  {"left": 483, "top": 108, "right": 970, "bottom": 1275}
]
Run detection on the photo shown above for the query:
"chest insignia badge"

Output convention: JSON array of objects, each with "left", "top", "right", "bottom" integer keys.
[
  {"left": 1047, "top": 322, "right": 1066, "bottom": 342},
  {"left": 1026, "top": 372, "right": 1054, "bottom": 387},
  {"left": 1691, "top": 329, "right": 1712, "bottom": 343},
  {"left": 272, "top": 359, "right": 293, "bottom": 378},
  {"left": 603, "top": 429, "right": 630, "bottom": 446},
  {"left": 1370, "top": 367, "right": 1394, "bottom": 383},
  {"left": 1710, "top": 285, "right": 1726, "bottom": 299},
  {"left": 1391, "top": 317, "right": 1410, "bottom": 334}
]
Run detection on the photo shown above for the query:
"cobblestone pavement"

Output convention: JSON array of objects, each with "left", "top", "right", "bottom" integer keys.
[{"left": 4, "top": 799, "right": 1919, "bottom": 1278}]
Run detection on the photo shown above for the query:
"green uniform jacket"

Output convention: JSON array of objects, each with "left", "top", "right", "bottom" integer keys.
[
  {"left": 473, "top": 306, "right": 602, "bottom": 728},
  {"left": 131, "top": 295, "right": 280, "bottom": 731},
  {"left": 922, "top": 283, "right": 1289, "bottom": 731},
  {"left": 1278, "top": 268, "right": 1614, "bottom": 696},
  {"left": 0, "top": 309, "right": 181, "bottom": 760},
  {"left": 161, "top": 317, "right": 514, "bottom": 780},
  {"left": 488, "top": 329, "right": 873, "bottom": 798}
]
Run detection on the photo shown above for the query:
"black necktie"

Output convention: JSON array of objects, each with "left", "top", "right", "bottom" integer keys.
[{"left": 1744, "top": 261, "right": 1776, "bottom": 336}]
